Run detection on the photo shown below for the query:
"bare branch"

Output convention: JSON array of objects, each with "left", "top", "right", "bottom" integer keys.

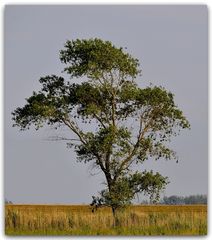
[
  {"left": 62, "top": 117, "right": 86, "bottom": 145},
  {"left": 45, "top": 136, "right": 81, "bottom": 142}
]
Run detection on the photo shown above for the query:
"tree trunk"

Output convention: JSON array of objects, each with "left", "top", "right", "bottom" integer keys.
[
  {"left": 105, "top": 175, "right": 119, "bottom": 227},
  {"left": 112, "top": 206, "right": 119, "bottom": 227}
]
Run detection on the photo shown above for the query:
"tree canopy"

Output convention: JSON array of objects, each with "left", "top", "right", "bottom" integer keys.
[{"left": 12, "top": 38, "right": 190, "bottom": 216}]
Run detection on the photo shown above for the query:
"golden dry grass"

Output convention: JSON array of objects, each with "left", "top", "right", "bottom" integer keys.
[{"left": 5, "top": 204, "right": 207, "bottom": 235}]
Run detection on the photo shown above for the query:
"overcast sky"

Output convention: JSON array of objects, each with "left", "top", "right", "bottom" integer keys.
[{"left": 4, "top": 5, "right": 208, "bottom": 204}]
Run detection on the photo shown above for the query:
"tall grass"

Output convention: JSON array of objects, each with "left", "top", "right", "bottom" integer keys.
[{"left": 5, "top": 205, "right": 207, "bottom": 235}]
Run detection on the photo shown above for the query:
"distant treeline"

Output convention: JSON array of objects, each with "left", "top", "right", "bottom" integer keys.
[
  {"left": 141, "top": 195, "right": 207, "bottom": 205},
  {"left": 5, "top": 199, "right": 13, "bottom": 204},
  {"left": 5, "top": 195, "right": 207, "bottom": 205}
]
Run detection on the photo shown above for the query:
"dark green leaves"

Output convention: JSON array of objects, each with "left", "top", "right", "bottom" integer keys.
[
  {"left": 75, "top": 126, "right": 132, "bottom": 164},
  {"left": 12, "top": 75, "right": 70, "bottom": 130},
  {"left": 91, "top": 170, "right": 168, "bottom": 210},
  {"left": 39, "top": 75, "right": 65, "bottom": 95},
  {"left": 129, "top": 171, "right": 169, "bottom": 203},
  {"left": 136, "top": 86, "right": 190, "bottom": 133},
  {"left": 60, "top": 38, "right": 140, "bottom": 79},
  {"left": 12, "top": 92, "right": 52, "bottom": 130}
]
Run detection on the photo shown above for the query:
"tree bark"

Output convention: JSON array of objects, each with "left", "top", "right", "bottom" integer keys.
[{"left": 112, "top": 206, "right": 120, "bottom": 227}]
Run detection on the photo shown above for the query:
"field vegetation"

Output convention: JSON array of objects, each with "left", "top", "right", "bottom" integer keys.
[{"left": 5, "top": 204, "right": 207, "bottom": 235}]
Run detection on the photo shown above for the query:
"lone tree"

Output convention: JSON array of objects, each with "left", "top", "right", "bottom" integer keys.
[{"left": 12, "top": 38, "right": 190, "bottom": 220}]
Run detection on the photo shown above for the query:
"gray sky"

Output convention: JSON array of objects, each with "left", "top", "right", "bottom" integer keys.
[{"left": 4, "top": 5, "right": 208, "bottom": 204}]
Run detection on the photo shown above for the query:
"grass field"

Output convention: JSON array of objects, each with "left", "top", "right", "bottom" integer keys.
[{"left": 5, "top": 204, "right": 207, "bottom": 236}]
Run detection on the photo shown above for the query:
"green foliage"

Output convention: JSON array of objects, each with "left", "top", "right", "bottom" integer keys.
[
  {"left": 12, "top": 38, "right": 190, "bottom": 214},
  {"left": 60, "top": 38, "right": 140, "bottom": 79},
  {"left": 92, "top": 171, "right": 168, "bottom": 211}
]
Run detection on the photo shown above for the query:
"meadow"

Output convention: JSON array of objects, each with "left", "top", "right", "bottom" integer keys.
[{"left": 5, "top": 204, "right": 207, "bottom": 236}]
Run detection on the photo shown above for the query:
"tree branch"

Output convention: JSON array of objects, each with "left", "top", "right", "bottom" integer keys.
[
  {"left": 62, "top": 117, "right": 86, "bottom": 145},
  {"left": 113, "top": 108, "right": 156, "bottom": 180},
  {"left": 93, "top": 113, "right": 107, "bottom": 129},
  {"left": 46, "top": 136, "right": 81, "bottom": 142},
  {"left": 62, "top": 116, "right": 108, "bottom": 176}
]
